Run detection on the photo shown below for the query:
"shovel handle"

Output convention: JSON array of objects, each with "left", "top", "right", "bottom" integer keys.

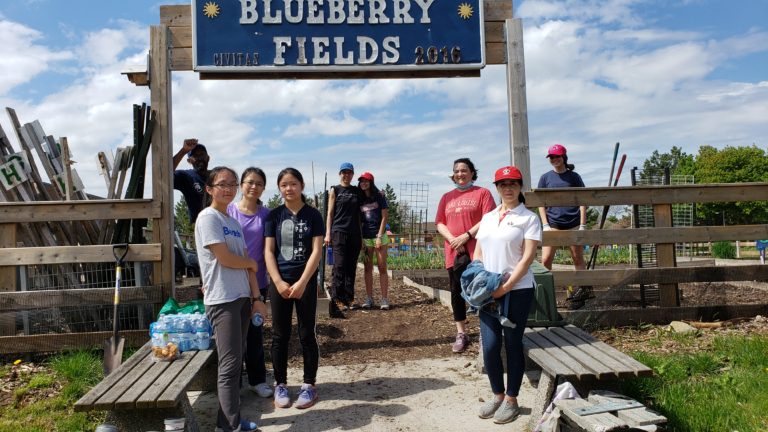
[{"left": 113, "top": 243, "right": 129, "bottom": 266}]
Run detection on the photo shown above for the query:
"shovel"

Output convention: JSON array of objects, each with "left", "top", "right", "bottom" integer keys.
[{"left": 103, "top": 243, "right": 129, "bottom": 375}]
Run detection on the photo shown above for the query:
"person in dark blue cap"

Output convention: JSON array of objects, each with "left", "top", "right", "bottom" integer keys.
[
  {"left": 324, "top": 162, "right": 363, "bottom": 318},
  {"left": 173, "top": 138, "right": 210, "bottom": 223}
]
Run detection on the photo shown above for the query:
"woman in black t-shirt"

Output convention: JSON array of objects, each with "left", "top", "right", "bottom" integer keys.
[
  {"left": 324, "top": 162, "right": 363, "bottom": 316},
  {"left": 265, "top": 167, "right": 325, "bottom": 410}
]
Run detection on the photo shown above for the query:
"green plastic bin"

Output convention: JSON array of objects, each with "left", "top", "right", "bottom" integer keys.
[{"left": 527, "top": 261, "right": 564, "bottom": 327}]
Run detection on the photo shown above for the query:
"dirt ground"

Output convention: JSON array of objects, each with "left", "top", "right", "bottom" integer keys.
[{"left": 3, "top": 263, "right": 768, "bottom": 431}]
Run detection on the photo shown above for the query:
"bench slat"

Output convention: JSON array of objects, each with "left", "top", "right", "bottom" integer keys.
[
  {"left": 94, "top": 352, "right": 158, "bottom": 410},
  {"left": 536, "top": 329, "right": 617, "bottom": 379},
  {"left": 524, "top": 329, "right": 574, "bottom": 377},
  {"left": 563, "top": 326, "right": 653, "bottom": 377},
  {"left": 157, "top": 349, "right": 215, "bottom": 408},
  {"left": 548, "top": 327, "right": 637, "bottom": 378},
  {"left": 114, "top": 357, "right": 173, "bottom": 409},
  {"left": 525, "top": 328, "right": 592, "bottom": 378},
  {"left": 136, "top": 351, "right": 194, "bottom": 409},
  {"left": 74, "top": 343, "right": 152, "bottom": 412}
]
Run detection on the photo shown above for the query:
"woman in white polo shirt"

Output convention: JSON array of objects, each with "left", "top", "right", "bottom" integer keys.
[{"left": 473, "top": 166, "right": 541, "bottom": 425}]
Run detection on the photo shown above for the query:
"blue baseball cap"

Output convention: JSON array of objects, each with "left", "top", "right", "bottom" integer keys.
[
  {"left": 339, "top": 162, "right": 354, "bottom": 173},
  {"left": 187, "top": 143, "right": 207, "bottom": 157}
]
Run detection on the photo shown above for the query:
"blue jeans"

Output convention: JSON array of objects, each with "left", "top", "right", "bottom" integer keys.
[{"left": 479, "top": 288, "right": 534, "bottom": 397}]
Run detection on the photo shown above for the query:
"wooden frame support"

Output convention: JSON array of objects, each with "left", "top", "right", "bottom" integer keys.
[
  {"left": 653, "top": 203, "right": 679, "bottom": 307},
  {"left": 505, "top": 18, "right": 531, "bottom": 189},
  {"left": 0, "top": 224, "right": 15, "bottom": 336},
  {"left": 150, "top": 25, "right": 175, "bottom": 302}
]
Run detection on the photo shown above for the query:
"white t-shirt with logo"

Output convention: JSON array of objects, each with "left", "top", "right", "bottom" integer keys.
[
  {"left": 195, "top": 207, "right": 251, "bottom": 305},
  {"left": 475, "top": 203, "right": 541, "bottom": 291}
]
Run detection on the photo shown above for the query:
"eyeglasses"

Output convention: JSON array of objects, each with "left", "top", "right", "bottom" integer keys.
[
  {"left": 212, "top": 183, "right": 238, "bottom": 190},
  {"left": 242, "top": 181, "right": 265, "bottom": 188}
]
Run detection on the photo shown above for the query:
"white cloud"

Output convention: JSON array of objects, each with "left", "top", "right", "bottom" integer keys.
[{"left": 0, "top": 20, "right": 73, "bottom": 94}]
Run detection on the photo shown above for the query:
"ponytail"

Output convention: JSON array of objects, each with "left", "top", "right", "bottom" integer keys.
[{"left": 563, "top": 155, "right": 575, "bottom": 171}]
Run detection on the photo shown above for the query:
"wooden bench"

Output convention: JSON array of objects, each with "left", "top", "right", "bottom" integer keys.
[
  {"left": 74, "top": 342, "right": 216, "bottom": 432},
  {"left": 523, "top": 325, "right": 654, "bottom": 429}
]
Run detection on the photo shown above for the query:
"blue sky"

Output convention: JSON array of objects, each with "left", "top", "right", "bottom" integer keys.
[{"left": 0, "top": 0, "right": 766, "bottom": 219}]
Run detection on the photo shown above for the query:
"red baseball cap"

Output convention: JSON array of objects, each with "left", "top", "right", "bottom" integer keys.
[
  {"left": 546, "top": 144, "right": 567, "bottom": 157},
  {"left": 494, "top": 166, "right": 523, "bottom": 183},
  {"left": 358, "top": 172, "right": 374, "bottom": 182}
]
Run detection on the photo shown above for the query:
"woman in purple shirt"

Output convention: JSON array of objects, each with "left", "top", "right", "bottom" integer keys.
[{"left": 227, "top": 167, "right": 273, "bottom": 399}]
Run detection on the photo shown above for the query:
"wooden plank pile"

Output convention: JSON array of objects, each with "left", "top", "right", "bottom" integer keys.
[
  {"left": 555, "top": 390, "right": 666, "bottom": 431},
  {"left": 0, "top": 105, "right": 154, "bottom": 248},
  {"left": 0, "top": 105, "right": 155, "bottom": 337}
]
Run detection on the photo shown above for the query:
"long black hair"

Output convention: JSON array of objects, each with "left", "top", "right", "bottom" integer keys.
[
  {"left": 240, "top": 167, "right": 267, "bottom": 205},
  {"left": 450, "top": 157, "right": 479, "bottom": 181},
  {"left": 360, "top": 179, "right": 381, "bottom": 199},
  {"left": 560, "top": 154, "right": 575, "bottom": 171},
  {"left": 277, "top": 167, "right": 307, "bottom": 203}
]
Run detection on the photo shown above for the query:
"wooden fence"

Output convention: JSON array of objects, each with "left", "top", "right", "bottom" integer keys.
[{"left": 526, "top": 183, "right": 768, "bottom": 307}]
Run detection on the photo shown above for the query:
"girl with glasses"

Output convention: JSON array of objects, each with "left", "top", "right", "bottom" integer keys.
[{"left": 195, "top": 166, "right": 264, "bottom": 432}]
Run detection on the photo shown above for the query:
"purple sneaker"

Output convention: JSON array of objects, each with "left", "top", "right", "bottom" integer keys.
[{"left": 452, "top": 333, "right": 469, "bottom": 353}]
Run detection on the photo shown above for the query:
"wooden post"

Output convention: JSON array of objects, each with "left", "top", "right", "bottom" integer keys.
[
  {"left": 150, "top": 25, "right": 175, "bottom": 301},
  {"left": 0, "top": 223, "right": 16, "bottom": 335},
  {"left": 505, "top": 18, "right": 531, "bottom": 190},
  {"left": 653, "top": 204, "right": 679, "bottom": 306}
]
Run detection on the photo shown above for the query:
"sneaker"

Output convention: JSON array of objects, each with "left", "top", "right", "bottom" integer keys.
[
  {"left": 451, "top": 333, "right": 469, "bottom": 353},
  {"left": 274, "top": 383, "right": 291, "bottom": 408},
  {"left": 248, "top": 382, "right": 273, "bottom": 398},
  {"left": 348, "top": 302, "right": 359, "bottom": 310},
  {"left": 567, "top": 286, "right": 594, "bottom": 302},
  {"left": 294, "top": 383, "right": 318, "bottom": 409},
  {"left": 478, "top": 397, "right": 503, "bottom": 419},
  {"left": 493, "top": 399, "right": 521, "bottom": 424},
  {"left": 215, "top": 419, "right": 259, "bottom": 432},
  {"left": 380, "top": 298, "right": 390, "bottom": 310},
  {"left": 329, "top": 301, "right": 346, "bottom": 319},
  {"left": 362, "top": 297, "right": 374, "bottom": 309}
]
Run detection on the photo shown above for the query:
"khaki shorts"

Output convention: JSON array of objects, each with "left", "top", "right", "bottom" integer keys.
[{"left": 363, "top": 234, "right": 390, "bottom": 248}]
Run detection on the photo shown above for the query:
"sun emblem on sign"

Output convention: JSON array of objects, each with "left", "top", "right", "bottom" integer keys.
[
  {"left": 458, "top": 3, "right": 473, "bottom": 19},
  {"left": 203, "top": 2, "right": 221, "bottom": 18}
]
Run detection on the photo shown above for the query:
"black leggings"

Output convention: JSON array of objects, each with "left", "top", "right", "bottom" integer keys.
[
  {"left": 269, "top": 275, "right": 319, "bottom": 385},
  {"left": 331, "top": 231, "right": 361, "bottom": 304},
  {"left": 448, "top": 267, "right": 467, "bottom": 323}
]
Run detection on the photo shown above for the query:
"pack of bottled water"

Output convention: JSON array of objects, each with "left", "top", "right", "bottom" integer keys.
[{"left": 150, "top": 313, "right": 212, "bottom": 352}]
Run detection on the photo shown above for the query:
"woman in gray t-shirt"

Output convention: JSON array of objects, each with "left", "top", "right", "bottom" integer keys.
[{"left": 195, "top": 166, "right": 265, "bottom": 432}]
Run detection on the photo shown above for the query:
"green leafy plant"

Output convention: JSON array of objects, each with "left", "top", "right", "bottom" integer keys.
[{"left": 711, "top": 241, "right": 736, "bottom": 259}]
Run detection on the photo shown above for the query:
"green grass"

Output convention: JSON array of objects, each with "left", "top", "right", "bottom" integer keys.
[
  {"left": 621, "top": 334, "right": 768, "bottom": 432},
  {"left": 0, "top": 351, "right": 106, "bottom": 432}
]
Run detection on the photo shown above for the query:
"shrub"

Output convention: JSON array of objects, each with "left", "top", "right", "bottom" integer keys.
[{"left": 711, "top": 241, "right": 736, "bottom": 259}]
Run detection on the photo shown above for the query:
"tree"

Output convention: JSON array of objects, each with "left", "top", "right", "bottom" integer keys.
[
  {"left": 381, "top": 183, "right": 404, "bottom": 233},
  {"left": 266, "top": 192, "right": 282, "bottom": 209},
  {"left": 641, "top": 146, "right": 695, "bottom": 178},
  {"left": 174, "top": 197, "right": 193, "bottom": 235},
  {"left": 691, "top": 145, "right": 768, "bottom": 225}
]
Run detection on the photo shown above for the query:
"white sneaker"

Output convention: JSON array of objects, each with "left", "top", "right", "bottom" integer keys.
[
  {"left": 362, "top": 297, "right": 374, "bottom": 309},
  {"left": 274, "top": 383, "right": 291, "bottom": 408},
  {"left": 380, "top": 298, "right": 390, "bottom": 310},
  {"left": 249, "top": 382, "right": 273, "bottom": 398}
]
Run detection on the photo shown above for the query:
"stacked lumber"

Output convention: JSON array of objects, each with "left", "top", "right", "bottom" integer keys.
[{"left": 0, "top": 105, "right": 153, "bottom": 247}]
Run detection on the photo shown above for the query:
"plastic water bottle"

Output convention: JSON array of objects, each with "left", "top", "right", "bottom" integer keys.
[
  {"left": 193, "top": 315, "right": 211, "bottom": 350},
  {"left": 195, "top": 330, "right": 211, "bottom": 350},
  {"left": 251, "top": 313, "right": 264, "bottom": 327}
]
